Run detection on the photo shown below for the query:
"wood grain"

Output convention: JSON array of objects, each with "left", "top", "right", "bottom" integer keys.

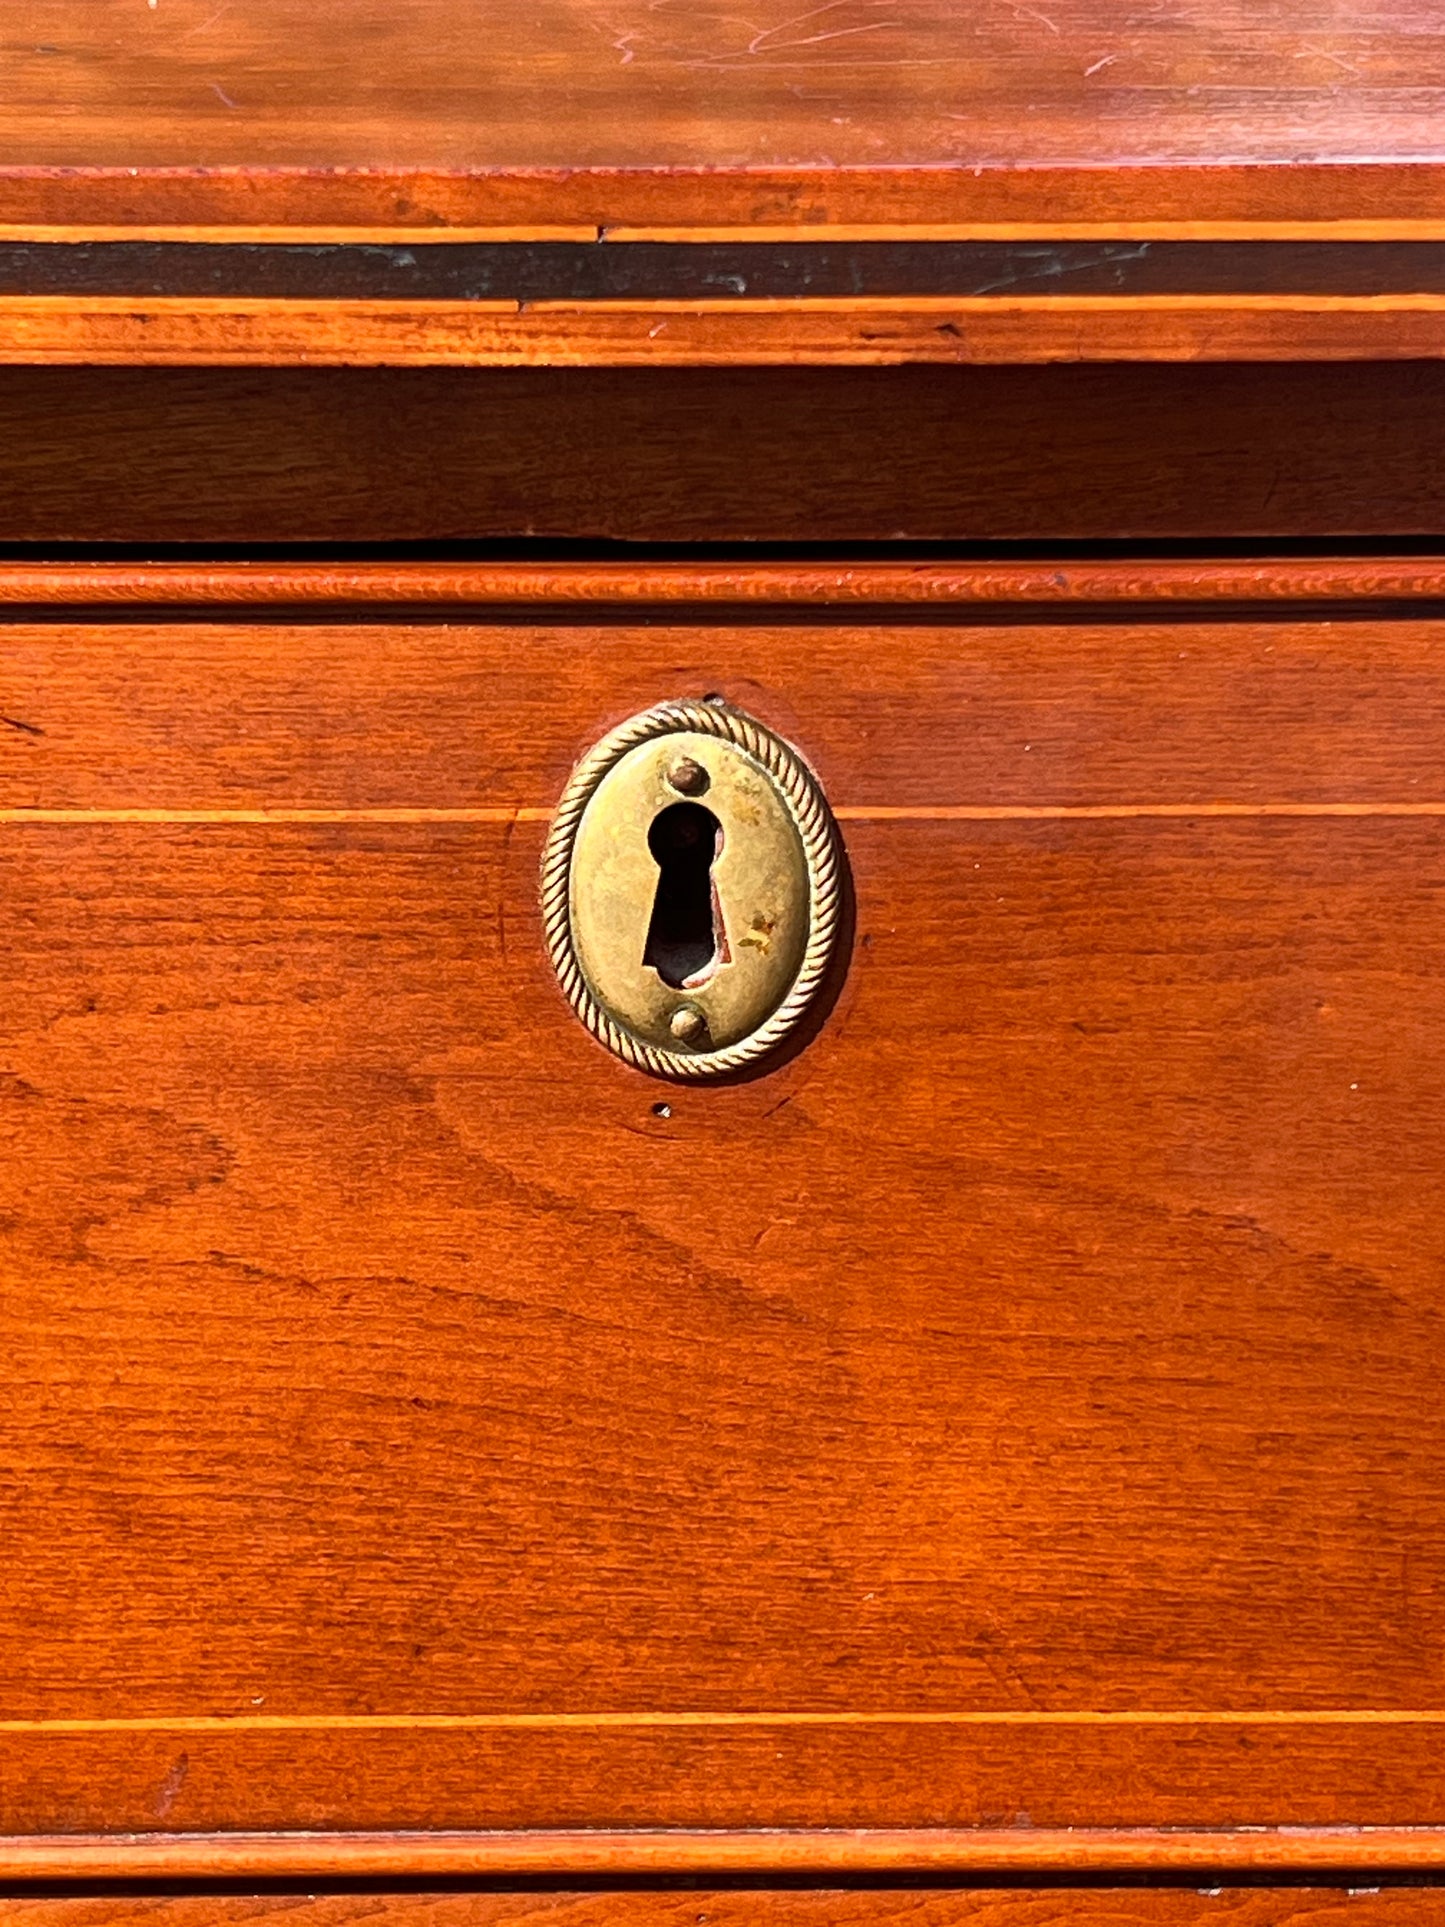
[
  {"left": 5, "top": 0, "right": 1445, "bottom": 233},
  {"left": 5, "top": 560, "right": 1445, "bottom": 609},
  {"left": 7, "top": 3, "right": 1445, "bottom": 361},
  {"left": 11, "top": 236, "right": 1445, "bottom": 370},
  {"left": 5, "top": 1829, "right": 1445, "bottom": 1878},
  {"left": 6, "top": 587, "right": 1445, "bottom": 1850},
  {"left": 4, "top": 295, "right": 1445, "bottom": 366},
  {"left": 0, "top": 1891, "right": 1441, "bottom": 1926},
  {"left": 6, "top": 613, "right": 1445, "bottom": 811},
  {"left": 8, "top": 0, "right": 1445, "bottom": 1875},
  {"left": 3, "top": 364, "right": 1444, "bottom": 545},
  {"left": 5, "top": 168, "right": 1445, "bottom": 241}
]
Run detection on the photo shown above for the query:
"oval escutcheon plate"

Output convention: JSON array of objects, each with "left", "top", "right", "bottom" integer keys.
[{"left": 541, "top": 700, "right": 844, "bottom": 1078}]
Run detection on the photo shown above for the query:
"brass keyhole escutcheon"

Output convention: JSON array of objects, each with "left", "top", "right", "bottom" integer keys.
[{"left": 541, "top": 700, "right": 844, "bottom": 1079}]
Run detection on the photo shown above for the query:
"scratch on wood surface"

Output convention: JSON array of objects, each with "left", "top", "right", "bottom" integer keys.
[
  {"left": 153, "top": 1752, "right": 189, "bottom": 1819},
  {"left": 747, "top": 1, "right": 872, "bottom": 53},
  {"left": 751, "top": 20, "right": 898, "bottom": 52},
  {"left": 670, "top": 0, "right": 906, "bottom": 63},
  {"left": 1012, "top": 2, "right": 1060, "bottom": 30},
  {"left": 176, "top": 0, "right": 234, "bottom": 38},
  {"left": 975, "top": 1619, "right": 1043, "bottom": 1711},
  {"left": 610, "top": 27, "right": 640, "bottom": 63},
  {"left": 1296, "top": 42, "right": 1363, "bottom": 77}
]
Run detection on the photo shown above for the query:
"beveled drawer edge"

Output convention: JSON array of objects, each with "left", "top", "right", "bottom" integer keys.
[
  {"left": 1, "top": 1830, "right": 1444, "bottom": 1882},
  {"left": 0, "top": 558, "right": 1443, "bottom": 611}
]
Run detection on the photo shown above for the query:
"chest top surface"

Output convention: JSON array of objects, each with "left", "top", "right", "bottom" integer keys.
[{"left": 3, "top": 0, "right": 1444, "bottom": 233}]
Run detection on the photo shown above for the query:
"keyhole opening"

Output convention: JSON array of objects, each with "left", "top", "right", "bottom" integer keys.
[{"left": 643, "top": 801, "right": 730, "bottom": 990}]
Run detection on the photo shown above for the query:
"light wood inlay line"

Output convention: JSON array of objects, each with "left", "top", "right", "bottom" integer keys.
[
  {"left": 2, "top": 1709, "right": 1443, "bottom": 1733},
  {"left": 12, "top": 223, "right": 1445, "bottom": 243},
  {"left": 12, "top": 294, "right": 1445, "bottom": 316},
  {"left": 613, "top": 223, "right": 1445, "bottom": 243},
  {"left": 527, "top": 294, "right": 1445, "bottom": 315},
  {"left": 842, "top": 803, "right": 1445, "bottom": 820},
  {"left": 1, "top": 805, "right": 1444, "bottom": 826},
  {"left": 0, "top": 808, "right": 556, "bottom": 825}
]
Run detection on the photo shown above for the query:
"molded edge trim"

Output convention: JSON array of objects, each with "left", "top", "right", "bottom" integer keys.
[
  {"left": 0, "top": 559, "right": 1443, "bottom": 608},
  {"left": 2, "top": 1829, "right": 1445, "bottom": 1880}
]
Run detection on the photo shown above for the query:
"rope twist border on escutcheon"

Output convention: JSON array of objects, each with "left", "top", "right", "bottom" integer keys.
[{"left": 540, "top": 699, "right": 843, "bottom": 1079}]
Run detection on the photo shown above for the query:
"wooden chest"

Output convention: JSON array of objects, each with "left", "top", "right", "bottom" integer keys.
[{"left": 4, "top": 5, "right": 1445, "bottom": 1923}]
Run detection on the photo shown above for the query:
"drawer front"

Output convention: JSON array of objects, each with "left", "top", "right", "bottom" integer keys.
[{"left": 2, "top": 566, "right": 1444, "bottom": 1866}]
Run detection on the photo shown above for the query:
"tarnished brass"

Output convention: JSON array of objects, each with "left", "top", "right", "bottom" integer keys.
[{"left": 541, "top": 701, "right": 842, "bottom": 1079}]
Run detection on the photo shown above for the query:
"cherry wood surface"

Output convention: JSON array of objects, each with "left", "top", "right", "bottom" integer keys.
[
  {"left": 0, "top": 1894, "right": 1441, "bottom": 1927},
  {"left": 5, "top": 295, "right": 1445, "bottom": 367},
  {"left": 8, "top": 0, "right": 1445, "bottom": 1883},
  {"left": 3, "top": 581, "right": 1445, "bottom": 1848},
  {"left": 8, "top": 559, "right": 1445, "bottom": 610},
  {"left": 5, "top": 4, "right": 1445, "bottom": 361},
  {"left": 4, "top": 0, "right": 1445, "bottom": 234},
  {"left": 3, "top": 365, "right": 1445, "bottom": 544},
  {"left": 2, "top": 1832, "right": 1445, "bottom": 1879},
  {"left": 7, "top": 611, "right": 1445, "bottom": 811},
  {"left": 0, "top": 1893, "right": 1441, "bottom": 1927}
]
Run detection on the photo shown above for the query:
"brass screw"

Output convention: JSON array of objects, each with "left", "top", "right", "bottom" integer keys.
[
  {"left": 670, "top": 1006, "right": 707, "bottom": 1045},
  {"left": 666, "top": 757, "right": 709, "bottom": 797}
]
